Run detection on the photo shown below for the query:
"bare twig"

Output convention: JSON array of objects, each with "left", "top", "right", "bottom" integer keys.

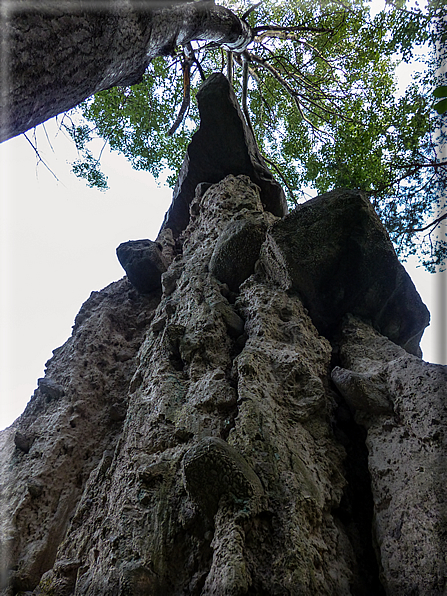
[
  {"left": 257, "top": 41, "right": 346, "bottom": 101},
  {"left": 368, "top": 162, "right": 446, "bottom": 196},
  {"left": 261, "top": 154, "right": 297, "bottom": 202},
  {"left": 24, "top": 132, "right": 62, "bottom": 183},
  {"left": 168, "top": 51, "right": 194, "bottom": 135},
  {"left": 412, "top": 213, "right": 447, "bottom": 233},
  {"left": 241, "top": 1, "right": 263, "bottom": 22},
  {"left": 393, "top": 160, "right": 447, "bottom": 171},
  {"left": 41, "top": 123, "right": 55, "bottom": 153},
  {"left": 248, "top": 52, "right": 332, "bottom": 136},
  {"left": 97, "top": 139, "right": 107, "bottom": 164},
  {"left": 253, "top": 24, "right": 333, "bottom": 35}
]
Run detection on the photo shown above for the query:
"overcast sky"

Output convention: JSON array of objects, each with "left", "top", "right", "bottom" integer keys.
[{"left": 0, "top": 120, "right": 174, "bottom": 430}]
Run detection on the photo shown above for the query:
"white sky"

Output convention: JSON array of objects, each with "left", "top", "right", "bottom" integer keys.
[
  {"left": 0, "top": 0, "right": 446, "bottom": 430},
  {"left": 0, "top": 121, "right": 173, "bottom": 430}
]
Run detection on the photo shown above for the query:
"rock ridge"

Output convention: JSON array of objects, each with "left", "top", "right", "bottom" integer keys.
[{"left": 160, "top": 73, "right": 288, "bottom": 239}]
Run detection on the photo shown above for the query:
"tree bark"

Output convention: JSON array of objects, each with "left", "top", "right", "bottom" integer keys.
[{"left": 0, "top": 0, "right": 251, "bottom": 142}]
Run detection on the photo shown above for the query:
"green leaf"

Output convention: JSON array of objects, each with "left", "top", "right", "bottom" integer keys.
[
  {"left": 433, "top": 98, "right": 447, "bottom": 114},
  {"left": 71, "top": 151, "right": 109, "bottom": 191},
  {"left": 433, "top": 85, "right": 447, "bottom": 99}
]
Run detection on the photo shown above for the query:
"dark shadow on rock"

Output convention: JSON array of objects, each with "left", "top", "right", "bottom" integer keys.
[
  {"left": 160, "top": 72, "right": 287, "bottom": 238},
  {"left": 116, "top": 239, "right": 168, "bottom": 294},
  {"left": 259, "top": 188, "right": 430, "bottom": 356}
]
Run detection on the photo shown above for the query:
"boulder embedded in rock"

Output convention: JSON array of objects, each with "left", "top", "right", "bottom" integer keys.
[
  {"left": 116, "top": 239, "right": 168, "bottom": 294},
  {"left": 209, "top": 219, "right": 267, "bottom": 292},
  {"left": 259, "top": 188, "right": 429, "bottom": 355},
  {"left": 37, "top": 377, "right": 65, "bottom": 401},
  {"left": 160, "top": 73, "right": 287, "bottom": 237},
  {"left": 14, "top": 431, "right": 32, "bottom": 453}
]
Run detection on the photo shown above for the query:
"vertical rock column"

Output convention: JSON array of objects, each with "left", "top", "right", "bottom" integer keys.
[
  {"left": 35, "top": 175, "right": 359, "bottom": 596},
  {"left": 333, "top": 316, "right": 447, "bottom": 595}
]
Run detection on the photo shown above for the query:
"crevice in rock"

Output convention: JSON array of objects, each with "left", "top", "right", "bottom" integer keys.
[
  {"left": 219, "top": 402, "right": 239, "bottom": 443},
  {"left": 220, "top": 310, "right": 248, "bottom": 442},
  {"left": 330, "top": 381, "right": 386, "bottom": 596}
]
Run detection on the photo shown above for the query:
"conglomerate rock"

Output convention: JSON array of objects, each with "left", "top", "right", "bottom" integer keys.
[{"left": 0, "top": 177, "right": 444, "bottom": 594}]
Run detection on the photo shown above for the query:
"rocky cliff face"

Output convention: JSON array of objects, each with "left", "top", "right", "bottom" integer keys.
[{"left": 1, "top": 74, "right": 445, "bottom": 596}]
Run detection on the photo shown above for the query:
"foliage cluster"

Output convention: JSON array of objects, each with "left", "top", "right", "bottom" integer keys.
[{"left": 63, "top": 0, "right": 446, "bottom": 271}]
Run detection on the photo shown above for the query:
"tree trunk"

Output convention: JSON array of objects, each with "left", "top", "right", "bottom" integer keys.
[{"left": 0, "top": 0, "right": 251, "bottom": 142}]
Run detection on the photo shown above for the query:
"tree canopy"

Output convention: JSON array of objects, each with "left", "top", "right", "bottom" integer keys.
[{"left": 56, "top": 0, "right": 446, "bottom": 271}]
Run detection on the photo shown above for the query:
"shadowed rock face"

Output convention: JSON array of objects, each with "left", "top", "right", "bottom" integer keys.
[
  {"left": 332, "top": 315, "right": 447, "bottom": 596},
  {"left": 259, "top": 188, "right": 430, "bottom": 356},
  {"left": 160, "top": 72, "right": 288, "bottom": 238},
  {"left": 116, "top": 239, "right": 168, "bottom": 294}
]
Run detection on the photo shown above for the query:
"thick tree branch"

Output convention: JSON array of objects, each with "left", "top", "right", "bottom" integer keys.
[
  {"left": 168, "top": 50, "right": 193, "bottom": 135},
  {"left": 187, "top": 42, "right": 206, "bottom": 81},
  {"left": 227, "top": 51, "right": 234, "bottom": 85},
  {"left": 412, "top": 212, "right": 447, "bottom": 233},
  {"left": 1, "top": 0, "right": 252, "bottom": 142},
  {"left": 241, "top": 52, "right": 255, "bottom": 138}
]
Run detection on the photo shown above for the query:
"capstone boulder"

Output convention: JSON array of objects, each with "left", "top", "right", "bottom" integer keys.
[
  {"left": 160, "top": 72, "right": 287, "bottom": 237},
  {"left": 259, "top": 188, "right": 430, "bottom": 355}
]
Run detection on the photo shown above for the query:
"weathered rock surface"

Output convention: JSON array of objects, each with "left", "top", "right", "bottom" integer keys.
[
  {"left": 160, "top": 72, "right": 287, "bottom": 238},
  {"left": 0, "top": 116, "right": 443, "bottom": 594},
  {"left": 116, "top": 239, "right": 169, "bottom": 294},
  {"left": 332, "top": 315, "right": 447, "bottom": 596},
  {"left": 0, "top": 175, "right": 371, "bottom": 595},
  {"left": 260, "top": 188, "right": 429, "bottom": 356},
  {"left": 0, "top": 280, "right": 160, "bottom": 593},
  {"left": 31, "top": 174, "right": 359, "bottom": 596}
]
